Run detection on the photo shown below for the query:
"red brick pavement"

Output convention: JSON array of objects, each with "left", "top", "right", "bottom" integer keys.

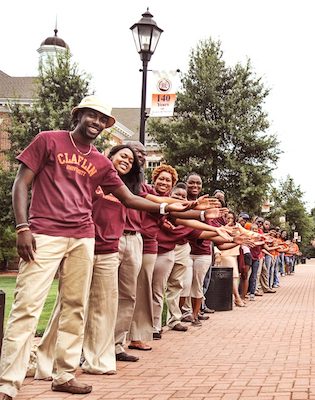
[{"left": 8, "top": 260, "right": 315, "bottom": 399}]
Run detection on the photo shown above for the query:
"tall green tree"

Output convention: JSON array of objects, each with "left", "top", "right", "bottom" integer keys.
[
  {"left": 269, "top": 176, "right": 314, "bottom": 253},
  {"left": 0, "top": 166, "right": 17, "bottom": 270},
  {"left": 148, "top": 38, "right": 281, "bottom": 213},
  {"left": 8, "top": 50, "right": 93, "bottom": 163},
  {"left": 1, "top": 51, "right": 94, "bottom": 266}
]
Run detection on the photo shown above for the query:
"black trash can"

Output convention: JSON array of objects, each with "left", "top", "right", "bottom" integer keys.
[
  {"left": 205, "top": 267, "right": 233, "bottom": 311},
  {"left": 301, "top": 257, "right": 306, "bottom": 264}
]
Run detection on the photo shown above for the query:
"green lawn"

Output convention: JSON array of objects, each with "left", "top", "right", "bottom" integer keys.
[
  {"left": 1, "top": 276, "right": 58, "bottom": 336},
  {"left": 0, "top": 276, "right": 167, "bottom": 337}
]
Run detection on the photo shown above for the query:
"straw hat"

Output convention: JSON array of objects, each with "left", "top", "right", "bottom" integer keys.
[{"left": 72, "top": 95, "right": 116, "bottom": 128}]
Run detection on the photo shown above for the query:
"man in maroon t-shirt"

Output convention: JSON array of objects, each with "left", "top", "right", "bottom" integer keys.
[{"left": 0, "top": 96, "right": 190, "bottom": 400}]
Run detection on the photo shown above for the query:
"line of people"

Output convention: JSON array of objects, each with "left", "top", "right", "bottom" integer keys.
[
  {"left": 234, "top": 214, "right": 301, "bottom": 303},
  {"left": 0, "top": 95, "right": 298, "bottom": 399}
]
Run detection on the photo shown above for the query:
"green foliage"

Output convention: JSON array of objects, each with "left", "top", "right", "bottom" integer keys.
[
  {"left": 1, "top": 51, "right": 94, "bottom": 266},
  {"left": 268, "top": 176, "right": 315, "bottom": 254},
  {"left": 148, "top": 38, "right": 281, "bottom": 214},
  {"left": 0, "top": 165, "right": 16, "bottom": 227},
  {"left": 8, "top": 50, "right": 92, "bottom": 162},
  {"left": 2, "top": 276, "right": 58, "bottom": 336},
  {"left": 94, "top": 129, "right": 112, "bottom": 153},
  {"left": 0, "top": 166, "right": 17, "bottom": 269},
  {"left": 0, "top": 226, "right": 17, "bottom": 270}
]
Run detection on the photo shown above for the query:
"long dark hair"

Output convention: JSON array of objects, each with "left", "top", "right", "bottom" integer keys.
[{"left": 108, "top": 144, "right": 141, "bottom": 195}]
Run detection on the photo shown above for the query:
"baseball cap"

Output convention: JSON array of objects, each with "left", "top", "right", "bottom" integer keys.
[{"left": 239, "top": 212, "right": 250, "bottom": 220}]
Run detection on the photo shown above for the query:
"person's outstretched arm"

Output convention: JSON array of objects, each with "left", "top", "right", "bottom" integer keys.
[
  {"left": 12, "top": 163, "right": 36, "bottom": 261},
  {"left": 111, "top": 184, "right": 193, "bottom": 213}
]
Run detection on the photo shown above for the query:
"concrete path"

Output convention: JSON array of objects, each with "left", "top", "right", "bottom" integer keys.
[{"left": 13, "top": 259, "right": 315, "bottom": 399}]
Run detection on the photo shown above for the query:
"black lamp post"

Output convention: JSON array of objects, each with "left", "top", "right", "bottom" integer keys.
[{"left": 130, "top": 9, "right": 163, "bottom": 145}]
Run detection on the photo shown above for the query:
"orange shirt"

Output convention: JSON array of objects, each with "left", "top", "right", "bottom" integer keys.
[
  {"left": 244, "top": 222, "right": 252, "bottom": 230},
  {"left": 277, "top": 238, "right": 290, "bottom": 254},
  {"left": 286, "top": 242, "right": 299, "bottom": 256}
]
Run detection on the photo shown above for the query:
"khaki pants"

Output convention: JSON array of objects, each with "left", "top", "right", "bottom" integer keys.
[
  {"left": 152, "top": 251, "right": 175, "bottom": 333},
  {"left": 115, "top": 233, "right": 143, "bottom": 354},
  {"left": 190, "top": 254, "right": 212, "bottom": 298},
  {"left": 82, "top": 253, "right": 119, "bottom": 373},
  {"left": 166, "top": 243, "right": 191, "bottom": 328},
  {"left": 129, "top": 253, "right": 157, "bottom": 342},
  {"left": 35, "top": 252, "right": 119, "bottom": 378},
  {"left": 0, "top": 235, "right": 94, "bottom": 398},
  {"left": 257, "top": 257, "right": 269, "bottom": 292}
]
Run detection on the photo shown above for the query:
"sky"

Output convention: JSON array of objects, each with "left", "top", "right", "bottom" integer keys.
[{"left": 2, "top": 0, "right": 314, "bottom": 210}]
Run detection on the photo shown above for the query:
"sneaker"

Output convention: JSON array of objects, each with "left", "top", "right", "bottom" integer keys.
[
  {"left": 202, "top": 307, "right": 215, "bottom": 314},
  {"left": 249, "top": 294, "right": 255, "bottom": 301},
  {"left": 198, "top": 313, "right": 209, "bottom": 320},
  {"left": 181, "top": 314, "right": 194, "bottom": 323},
  {"left": 172, "top": 323, "right": 188, "bottom": 332},
  {"left": 264, "top": 289, "right": 276, "bottom": 293},
  {"left": 191, "top": 318, "right": 202, "bottom": 327}
]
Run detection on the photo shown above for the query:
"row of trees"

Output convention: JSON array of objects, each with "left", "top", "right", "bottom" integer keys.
[{"left": 0, "top": 40, "right": 314, "bottom": 269}]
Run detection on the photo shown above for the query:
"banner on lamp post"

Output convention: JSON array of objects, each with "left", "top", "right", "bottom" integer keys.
[
  {"left": 261, "top": 200, "right": 270, "bottom": 213},
  {"left": 149, "top": 70, "right": 179, "bottom": 117}
]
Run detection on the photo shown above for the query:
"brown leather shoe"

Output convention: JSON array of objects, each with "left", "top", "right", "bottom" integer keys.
[
  {"left": 172, "top": 323, "right": 188, "bottom": 332},
  {"left": 116, "top": 352, "right": 139, "bottom": 362},
  {"left": 153, "top": 332, "right": 162, "bottom": 340},
  {"left": 0, "top": 393, "right": 13, "bottom": 400},
  {"left": 128, "top": 341, "right": 152, "bottom": 351},
  {"left": 51, "top": 378, "right": 92, "bottom": 394}
]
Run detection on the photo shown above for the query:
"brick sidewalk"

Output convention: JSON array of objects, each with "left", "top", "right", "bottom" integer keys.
[{"left": 11, "top": 259, "right": 315, "bottom": 399}]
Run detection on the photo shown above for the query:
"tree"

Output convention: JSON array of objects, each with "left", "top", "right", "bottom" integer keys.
[
  {"left": 8, "top": 50, "right": 92, "bottom": 163},
  {"left": 0, "top": 166, "right": 17, "bottom": 270},
  {"left": 269, "top": 176, "right": 315, "bottom": 254},
  {"left": 0, "top": 226, "right": 17, "bottom": 270},
  {"left": 148, "top": 38, "right": 281, "bottom": 214},
  {"left": 1, "top": 51, "right": 93, "bottom": 266}
]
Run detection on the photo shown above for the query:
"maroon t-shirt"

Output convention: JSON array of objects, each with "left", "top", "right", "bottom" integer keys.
[
  {"left": 124, "top": 208, "right": 142, "bottom": 232},
  {"left": 17, "top": 130, "right": 124, "bottom": 238},
  {"left": 207, "top": 217, "right": 225, "bottom": 227},
  {"left": 189, "top": 238, "right": 212, "bottom": 256},
  {"left": 139, "top": 184, "right": 161, "bottom": 254},
  {"left": 189, "top": 218, "right": 214, "bottom": 256},
  {"left": 93, "top": 188, "right": 126, "bottom": 254},
  {"left": 157, "top": 223, "right": 200, "bottom": 254},
  {"left": 250, "top": 245, "right": 263, "bottom": 260}
]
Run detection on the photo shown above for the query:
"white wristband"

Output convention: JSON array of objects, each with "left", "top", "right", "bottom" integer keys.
[
  {"left": 159, "top": 202, "right": 169, "bottom": 215},
  {"left": 200, "top": 210, "right": 206, "bottom": 222}
]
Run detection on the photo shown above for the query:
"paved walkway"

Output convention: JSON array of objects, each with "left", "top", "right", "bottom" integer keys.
[{"left": 11, "top": 259, "right": 315, "bottom": 399}]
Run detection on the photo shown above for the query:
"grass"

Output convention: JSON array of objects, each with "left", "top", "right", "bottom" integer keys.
[
  {"left": 0, "top": 275, "right": 168, "bottom": 336},
  {"left": 1, "top": 276, "right": 58, "bottom": 336}
]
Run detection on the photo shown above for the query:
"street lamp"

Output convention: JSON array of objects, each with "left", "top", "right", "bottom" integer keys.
[{"left": 130, "top": 8, "right": 163, "bottom": 145}]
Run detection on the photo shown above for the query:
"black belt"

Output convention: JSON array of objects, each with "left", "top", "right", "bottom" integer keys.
[{"left": 123, "top": 230, "right": 137, "bottom": 235}]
